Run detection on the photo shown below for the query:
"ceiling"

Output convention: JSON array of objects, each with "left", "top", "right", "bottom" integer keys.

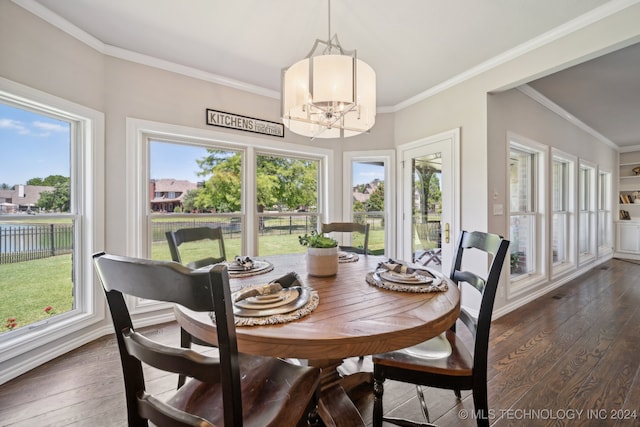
[
  {"left": 16, "top": 0, "right": 640, "bottom": 148},
  {"left": 528, "top": 41, "right": 640, "bottom": 148}
]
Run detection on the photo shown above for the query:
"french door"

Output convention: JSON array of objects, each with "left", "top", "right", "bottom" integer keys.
[{"left": 399, "top": 130, "right": 458, "bottom": 273}]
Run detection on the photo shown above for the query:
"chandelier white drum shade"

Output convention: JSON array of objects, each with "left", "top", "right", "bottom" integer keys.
[{"left": 281, "top": 2, "right": 376, "bottom": 139}]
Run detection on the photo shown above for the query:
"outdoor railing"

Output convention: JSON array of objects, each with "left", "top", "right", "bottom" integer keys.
[
  {"left": 0, "top": 223, "right": 73, "bottom": 264},
  {"left": 1, "top": 210, "right": 387, "bottom": 264},
  {"left": 151, "top": 215, "right": 243, "bottom": 242}
]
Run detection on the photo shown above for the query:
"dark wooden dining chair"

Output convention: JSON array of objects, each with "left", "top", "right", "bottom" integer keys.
[
  {"left": 165, "top": 226, "right": 227, "bottom": 269},
  {"left": 321, "top": 222, "right": 370, "bottom": 254},
  {"left": 372, "top": 230, "right": 509, "bottom": 427},
  {"left": 93, "top": 252, "right": 321, "bottom": 427},
  {"left": 166, "top": 226, "right": 229, "bottom": 387}
]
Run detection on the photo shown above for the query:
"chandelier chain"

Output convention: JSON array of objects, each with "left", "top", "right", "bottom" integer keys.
[{"left": 327, "top": 0, "right": 331, "bottom": 43}]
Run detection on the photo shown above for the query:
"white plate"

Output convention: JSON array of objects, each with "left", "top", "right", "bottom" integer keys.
[
  {"left": 232, "top": 287, "right": 311, "bottom": 317},
  {"left": 227, "top": 259, "right": 272, "bottom": 273},
  {"left": 234, "top": 288, "right": 300, "bottom": 310},
  {"left": 379, "top": 270, "right": 433, "bottom": 285},
  {"left": 338, "top": 251, "right": 355, "bottom": 260}
]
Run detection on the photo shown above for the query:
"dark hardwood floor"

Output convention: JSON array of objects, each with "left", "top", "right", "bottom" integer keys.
[{"left": 2, "top": 258, "right": 640, "bottom": 426}]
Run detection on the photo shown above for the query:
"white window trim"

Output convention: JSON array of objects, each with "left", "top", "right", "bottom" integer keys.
[
  {"left": 125, "top": 118, "right": 333, "bottom": 317},
  {"left": 550, "top": 148, "right": 577, "bottom": 279},
  {"left": 578, "top": 159, "right": 597, "bottom": 266},
  {"left": 0, "top": 77, "right": 105, "bottom": 380},
  {"left": 343, "top": 150, "right": 396, "bottom": 256},
  {"left": 507, "top": 132, "right": 548, "bottom": 299},
  {"left": 597, "top": 167, "right": 613, "bottom": 258}
]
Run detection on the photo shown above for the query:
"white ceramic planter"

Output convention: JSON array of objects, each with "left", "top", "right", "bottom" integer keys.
[{"left": 306, "top": 246, "right": 338, "bottom": 277}]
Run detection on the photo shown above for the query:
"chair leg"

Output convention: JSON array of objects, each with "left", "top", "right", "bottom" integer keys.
[
  {"left": 416, "top": 386, "right": 431, "bottom": 424},
  {"left": 373, "top": 377, "right": 384, "bottom": 427},
  {"left": 177, "top": 328, "right": 192, "bottom": 389},
  {"left": 472, "top": 387, "right": 490, "bottom": 427},
  {"left": 306, "top": 394, "right": 321, "bottom": 427},
  {"left": 454, "top": 389, "right": 462, "bottom": 399}
]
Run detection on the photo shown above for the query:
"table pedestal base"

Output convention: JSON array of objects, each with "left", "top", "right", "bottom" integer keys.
[{"left": 309, "top": 358, "right": 367, "bottom": 427}]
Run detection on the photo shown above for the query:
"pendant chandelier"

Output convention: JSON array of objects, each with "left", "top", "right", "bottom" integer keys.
[{"left": 281, "top": 0, "right": 376, "bottom": 139}]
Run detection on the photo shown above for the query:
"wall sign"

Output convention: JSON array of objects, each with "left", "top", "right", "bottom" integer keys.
[{"left": 206, "top": 109, "right": 284, "bottom": 137}]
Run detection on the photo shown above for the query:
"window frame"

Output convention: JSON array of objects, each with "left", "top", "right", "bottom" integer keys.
[
  {"left": 254, "top": 150, "right": 323, "bottom": 255},
  {"left": 342, "top": 150, "right": 396, "bottom": 256},
  {"left": 0, "top": 77, "right": 105, "bottom": 371},
  {"left": 578, "top": 160, "right": 597, "bottom": 265},
  {"left": 126, "top": 118, "right": 333, "bottom": 317},
  {"left": 550, "top": 149, "right": 576, "bottom": 278},
  {"left": 507, "top": 133, "right": 547, "bottom": 297},
  {"left": 597, "top": 168, "right": 613, "bottom": 257}
]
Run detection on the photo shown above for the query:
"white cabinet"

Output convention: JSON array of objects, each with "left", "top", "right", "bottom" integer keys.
[
  {"left": 616, "top": 152, "right": 640, "bottom": 258},
  {"left": 616, "top": 221, "right": 640, "bottom": 254}
]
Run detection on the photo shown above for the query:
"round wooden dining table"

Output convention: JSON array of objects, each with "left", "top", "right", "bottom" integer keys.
[{"left": 174, "top": 254, "right": 460, "bottom": 427}]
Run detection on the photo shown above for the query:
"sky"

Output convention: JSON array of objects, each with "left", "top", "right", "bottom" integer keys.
[
  {"left": 1, "top": 102, "right": 384, "bottom": 186},
  {"left": 0, "top": 104, "right": 70, "bottom": 186}
]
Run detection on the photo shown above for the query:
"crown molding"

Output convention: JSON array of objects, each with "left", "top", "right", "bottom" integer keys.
[
  {"left": 618, "top": 144, "right": 640, "bottom": 153},
  {"left": 12, "top": 0, "right": 105, "bottom": 51},
  {"left": 103, "top": 44, "right": 280, "bottom": 99},
  {"left": 517, "top": 84, "right": 618, "bottom": 150},
  {"left": 12, "top": 0, "right": 280, "bottom": 100}
]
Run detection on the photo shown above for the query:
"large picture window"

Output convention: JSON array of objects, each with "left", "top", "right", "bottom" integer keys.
[
  {"left": 508, "top": 135, "right": 546, "bottom": 292},
  {"left": 149, "top": 141, "right": 244, "bottom": 261},
  {"left": 256, "top": 153, "right": 319, "bottom": 256},
  {"left": 578, "top": 161, "right": 596, "bottom": 264},
  {"left": 551, "top": 151, "right": 575, "bottom": 277},
  {"left": 0, "top": 103, "right": 75, "bottom": 334},
  {"left": 0, "top": 78, "right": 104, "bottom": 370},
  {"left": 146, "top": 141, "right": 327, "bottom": 262}
]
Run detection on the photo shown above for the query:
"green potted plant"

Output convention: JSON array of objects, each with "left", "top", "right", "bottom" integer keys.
[{"left": 299, "top": 231, "right": 339, "bottom": 277}]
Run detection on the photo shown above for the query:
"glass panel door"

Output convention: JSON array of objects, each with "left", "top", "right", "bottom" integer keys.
[
  {"left": 411, "top": 153, "right": 443, "bottom": 271},
  {"left": 402, "top": 137, "right": 455, "bottom": 274}
]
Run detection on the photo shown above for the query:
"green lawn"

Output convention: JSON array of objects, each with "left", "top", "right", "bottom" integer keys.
[
  {"left": 0, "top": 254, "right": 73, "bottom": 331},
  {"left": 1, "top": 229, "right": 385, "bottom": 333}
]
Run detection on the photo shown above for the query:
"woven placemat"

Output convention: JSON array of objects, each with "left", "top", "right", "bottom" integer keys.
[
  {"left": 366, "top": 271, "right": 447, "bottom": 293},
  {"left": 232, "top": 290, "right": 319, "bottom": 326},
  {"left": 209, "top": 285, "right": 319, "bottom": 327}
]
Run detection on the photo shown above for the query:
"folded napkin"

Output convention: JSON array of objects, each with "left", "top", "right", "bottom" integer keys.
[
  {"left": 233, "top": 271, "right": 303, "bottom": 303},
  {"left": 233, "top": 255, "right": 254, "bottom": 270},
  {"left": 379, "top": 259, "right": 435, "bottom": 277},
  {"left": 234, "top": 282, "right": 283, "bottom": 303},
  {"left": 269, "top": 271, "right": 303, "bottom": 288}
]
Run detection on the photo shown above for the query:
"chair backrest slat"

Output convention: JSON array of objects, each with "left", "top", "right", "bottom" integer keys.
[{"left": 122, "top": 330, "right": 222, "bottom": 384}]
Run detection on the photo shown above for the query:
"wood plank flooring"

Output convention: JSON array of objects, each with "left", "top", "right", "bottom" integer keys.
[{"left": 2, "top": 258, "right": 640, "bottom": 426}]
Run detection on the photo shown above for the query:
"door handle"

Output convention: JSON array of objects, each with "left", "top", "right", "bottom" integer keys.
[{"left": 444, "top": 223, "right": 450, "bottom": 244}]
